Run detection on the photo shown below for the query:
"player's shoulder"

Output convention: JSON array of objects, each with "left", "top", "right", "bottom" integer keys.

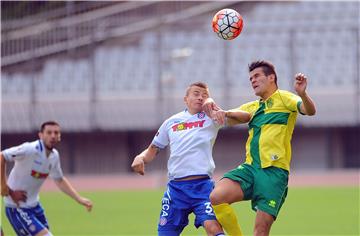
[
  {"left": 242, "top": 100, "right": 258, "bottom": 107},
  {"left": 238, "top": 100, "right": 258, "bottom": 112},
  {"left": 165, "top": 110, "right": 187, "bottom": 123},
  {"left": 277, "top": 90, "right": 298, "bottom": 99},
  {"left": 24, "top": 140, "right": 41, "bottom": 153},
  {"left": 51, "top": 148, "right": 60, "bottom": 159}
]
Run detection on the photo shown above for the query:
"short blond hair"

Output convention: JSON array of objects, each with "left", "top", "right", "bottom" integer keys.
[{"left": 185, "top": 82, "right": 209, "bottom": 96}]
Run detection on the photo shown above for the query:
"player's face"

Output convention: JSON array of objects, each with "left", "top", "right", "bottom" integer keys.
[
  {"left": 184, "top": 86, "right": 209, "bottom": 114},
  {"left": 249, "top": 67, "right": 274, "bottom": 98},
  {"left": 39, "top": 125, "right": 61, "bottom": 150}
]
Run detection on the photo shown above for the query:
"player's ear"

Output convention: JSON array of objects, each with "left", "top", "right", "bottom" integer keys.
[{"left": 268, "top": 74, "right": 276, "bottom": 83}]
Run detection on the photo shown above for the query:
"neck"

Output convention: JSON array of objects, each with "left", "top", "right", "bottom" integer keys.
[
  {"left": 45, "top": 146, "right": 52, "bottom": 157},
  {"left": 187, "top": 108, "right": 200, "bottom": 115},
  {"left": 261, "top": 87, "right": 277, "bottom": 101}
]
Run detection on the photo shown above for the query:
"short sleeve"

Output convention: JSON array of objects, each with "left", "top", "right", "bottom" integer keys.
[
  {"left": 237, "top": 101, "right": 258, "bottom": 115},
  {"left": 49, "top": 154, "right": 64, "bottom": 180},
  {"left": 279, "top": 91, "right": 303, "bottom": 113},
  {"left": 2, "top": 142, "right": 30, "bottom": 162},
  {"left": 152, "top": 121, "right": 169, "bottom": 149}
]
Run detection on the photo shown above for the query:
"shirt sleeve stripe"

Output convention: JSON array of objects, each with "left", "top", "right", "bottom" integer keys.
[
  {"left": 297, "top": 101, "right": 306, "bottom": 115},
  {"left": 152, "top": 140, "right": 166, "bottom": 149}
]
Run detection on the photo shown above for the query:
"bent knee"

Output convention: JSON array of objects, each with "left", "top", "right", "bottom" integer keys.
[{"left": 210, "top": 190, "right": 224, "bottom": 205}]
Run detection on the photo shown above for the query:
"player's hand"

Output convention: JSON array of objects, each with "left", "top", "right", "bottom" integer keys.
[
  {"left": 294, "top": 73, "right": 308, "bottom": 97},
  {"left": 9, "top": 189, "right": 27, "bottom": 206},
  {"left": 203, "top": 98, "right": 221, "bottom": 118},
  {"left": 131, "top": 156, "right": 145, "bottom": 175},
  {"left": 212, "top": 110, "right": 226, "bottom": 125},
  {"left": 78, "top": 197, "right": 93, "bottom": 212}
]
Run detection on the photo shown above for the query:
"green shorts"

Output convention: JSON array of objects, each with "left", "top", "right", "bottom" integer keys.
[{"left": 223, "top": 163, "right": 289, "bottom": 218}]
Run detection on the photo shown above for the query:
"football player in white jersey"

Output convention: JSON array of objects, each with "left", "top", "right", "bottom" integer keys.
[
  {"left": 131, "top": 82, "right": 248, "bottom": 236},
  {"left": 1, "top": 121, "right": 93, "bottom": 236}
]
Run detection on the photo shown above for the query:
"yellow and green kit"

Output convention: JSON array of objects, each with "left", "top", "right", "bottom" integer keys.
[{"left": 224, "top": 89, "right": 303, "bottom": 218}]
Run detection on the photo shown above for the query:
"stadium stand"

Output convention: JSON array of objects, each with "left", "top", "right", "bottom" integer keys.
[{"left": 2, "top": 1, "right": 359, "bottom": 131}]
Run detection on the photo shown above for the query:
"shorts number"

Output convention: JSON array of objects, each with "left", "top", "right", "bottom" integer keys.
[{"left": 204, "top": 202, "right": 213, "bottom": 214}]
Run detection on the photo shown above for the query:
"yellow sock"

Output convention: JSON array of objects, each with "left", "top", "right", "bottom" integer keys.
[{"left": 213, "top": 203, "right": 243, "bottom": 236}]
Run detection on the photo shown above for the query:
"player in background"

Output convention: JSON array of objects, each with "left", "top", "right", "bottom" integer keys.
[
  {"left": 1, "top": 121, "right": 93, "bottom": 236},
  {"left": 131, "top": 82, "right": 248, "bottom": 236},
  {"left": 203, "top": 60, "right": 316, "bottom": 236}
]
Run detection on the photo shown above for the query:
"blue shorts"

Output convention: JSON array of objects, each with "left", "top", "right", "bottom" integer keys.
[
  {"left": 5, "top": 204, "right": 49, "bottom": 236},
  {"left": 158, "top": 177, "right": 217, "bottom": 236}
]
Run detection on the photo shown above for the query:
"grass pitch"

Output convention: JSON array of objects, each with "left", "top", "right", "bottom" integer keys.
[{"left": 1, "top": 187, "right": 359, "bottom": 235}]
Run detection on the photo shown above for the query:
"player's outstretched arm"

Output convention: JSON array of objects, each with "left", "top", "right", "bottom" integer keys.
[
  {"left": 131, "top": 144, "right": 160, "bottom": 176},
  {"left": 54, "top": 177, "right": 93, "bottom": 212},
  {"left": 211, "top": 109, "right": 250, "bottom": 126},
  {"left": 294, "top": 73, "right": 316, "bottom": 116},
  {"left": 225, "top": 110, "right": 251, "bottom": 126}
]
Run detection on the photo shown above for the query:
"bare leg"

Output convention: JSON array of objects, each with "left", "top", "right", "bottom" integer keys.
[
  {"left": 203, "top": 219, "right": 224, "bottom": 236},
  {"left": 210, "top": 178, "right": 244, "bottom": 205},
  {"left": 210, "top": 178, "right": 244, "bottom": 236},
  {"left": 35, "top": 229, "right": 53, "bottom": 236},
  {"left": 254, "top": 210, "right": 274, "bottom": 236}
]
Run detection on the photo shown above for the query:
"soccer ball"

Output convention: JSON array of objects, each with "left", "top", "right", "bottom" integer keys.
[{"left": 212, "top": 9, "right": 243, "bottom": 40}]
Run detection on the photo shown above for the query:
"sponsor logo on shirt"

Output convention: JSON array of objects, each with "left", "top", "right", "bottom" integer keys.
[
  {"left": 172, "top": 120, "right": 205, "bottom": 132},
  {"left": 31, "top": 170, "right": 49, "bottom": 179}
]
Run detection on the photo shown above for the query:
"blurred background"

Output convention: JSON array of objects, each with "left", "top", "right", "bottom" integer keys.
[
  {"left": 1, "top": 1, "right": 359, "bottom": 177},
  {"left": 1, "top": 1, "right": 359, "bottom": 235}
]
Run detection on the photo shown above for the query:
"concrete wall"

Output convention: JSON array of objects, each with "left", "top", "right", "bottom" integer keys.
[{"left": 1, "top": 126, "right": 359, "bottom": 175}]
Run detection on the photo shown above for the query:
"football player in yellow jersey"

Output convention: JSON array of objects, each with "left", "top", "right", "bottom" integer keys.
[{"left": 203, "top": 60, "right": 316, "bottom": 236}]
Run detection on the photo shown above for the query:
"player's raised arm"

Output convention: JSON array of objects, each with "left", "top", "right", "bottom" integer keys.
[
  {"left": 54, "top": 176, "right": 93, "bottom": 212},
  {"left": 131, "top": 144, "right": 160, "bottom": 176},
  {"left": 294, "top": 73, "right": 316, "bottom": 116}
]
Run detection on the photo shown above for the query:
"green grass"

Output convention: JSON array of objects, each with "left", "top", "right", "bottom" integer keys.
[{"left": 1, "top": 187, "right": 359, "bottom": 235}]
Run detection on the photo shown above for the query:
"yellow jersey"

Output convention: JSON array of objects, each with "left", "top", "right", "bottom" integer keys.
[{"left": 232, "top": 90, "right": 303, "bottom": 171}]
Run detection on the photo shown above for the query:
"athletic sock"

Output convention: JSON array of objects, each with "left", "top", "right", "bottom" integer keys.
[{"left": 213, "top": 203, "right": 243, "bottom": 236}]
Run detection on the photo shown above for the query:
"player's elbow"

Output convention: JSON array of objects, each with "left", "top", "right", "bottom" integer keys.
[
  {"left": 308, "top": 110, "right": 316, "bottom": 116},
  {"left": 306, "top": 107, "right": 316, "bottom": 116},
  {"left": 243, "top": 112, "right": 252, "bottom": 122}
]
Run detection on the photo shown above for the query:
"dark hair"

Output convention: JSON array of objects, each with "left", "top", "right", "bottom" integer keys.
[
  {"left": 40, "top": 121, "right": 60, "bottom": 132},
  {"left": 248, "top": 60, "right": 277, "bottom": 85},
  {"left": 186, "top": 82, "right": 209, "bottom": 95}
]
